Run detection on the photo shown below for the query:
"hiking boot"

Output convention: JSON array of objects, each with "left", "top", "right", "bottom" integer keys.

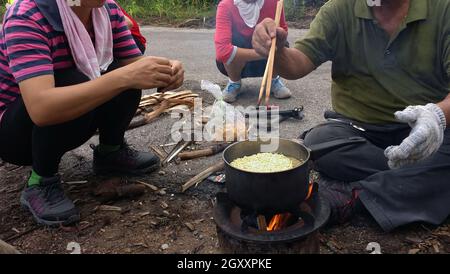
[
  {"left": 318, "top": 176, "right": 363, "bottom": 225},
  {"left": 20, "top": 175, "right": 80, "bottom": 226},
  {"left": 222, "top": 81, "right": 242, "bottom": 103},
  {"left": 271, "top": 76, "right": 292, "bottom": 99},
  {"left": 92, "top": 143, "right": 160, "bottom": 175}
]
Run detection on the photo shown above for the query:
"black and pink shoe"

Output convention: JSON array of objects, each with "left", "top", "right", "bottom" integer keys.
[
  {"left": 318, "top": 176, "right": 364, "bottom": 225},
  {"left": 20, "top": 175, "right": 80, "bottom": 226}
]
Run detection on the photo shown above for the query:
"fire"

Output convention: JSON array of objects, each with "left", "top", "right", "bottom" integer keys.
[
  {"left": 266, "top": 183, "right": 314, "bottom": 232},
  {"left": 267, "top": 213, "right": 292, "bottom": 231},
  {"left": 305, "top": 182, "right": 314, "bottom": 201}
]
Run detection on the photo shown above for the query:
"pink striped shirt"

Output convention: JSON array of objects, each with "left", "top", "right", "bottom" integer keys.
[{"left": 0, "top": 0, "right": 142, "bottom": 119}]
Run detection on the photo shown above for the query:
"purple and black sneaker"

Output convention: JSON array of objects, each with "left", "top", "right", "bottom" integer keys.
[
  {"left": 92, "top": 143, "right": 160, "bottom": 175},
  {"left": 318, "top": 176, "right": 364, "bottom": 225},
  {"left": 20, "top": 175, "right": 80, "bottom": 226}
]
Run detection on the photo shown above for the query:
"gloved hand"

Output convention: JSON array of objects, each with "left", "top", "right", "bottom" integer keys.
[{"left": 385, "top": 103, "right": 447, "bottom": 169}]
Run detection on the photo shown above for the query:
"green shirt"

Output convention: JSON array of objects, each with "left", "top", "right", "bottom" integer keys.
[{"left": 295, "top": 0, "right": 450, "bottom": 124}]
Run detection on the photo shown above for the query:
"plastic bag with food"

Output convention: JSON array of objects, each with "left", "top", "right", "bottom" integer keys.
[{"left": 201, "top": 80, "right": 247, "bottom": 142}]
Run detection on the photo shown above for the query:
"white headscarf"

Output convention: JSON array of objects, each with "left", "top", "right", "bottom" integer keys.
[{"left": 234, "top": 0, "right": 265, "bottom": 28}]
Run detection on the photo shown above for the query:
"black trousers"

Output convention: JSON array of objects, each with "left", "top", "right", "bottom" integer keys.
[
  {"left": 216, "top": 32, "right": 268, "bottom": 79},
  {"left": 0, "top": 63, "right": 141, "bottom": 177},
  {"left": 216, "top": 32, "right": 290, "bottom": 79},
  {"left": 303, "top": 112, "right": 450, "bottom": 231}
]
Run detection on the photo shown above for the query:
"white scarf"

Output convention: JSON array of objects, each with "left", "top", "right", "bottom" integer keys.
[
  {"left": 56, "top": 0, "right": 114, "bottom": 80},
  {"left": 234, "top": 0, "right": 265, "bottom": 28}
]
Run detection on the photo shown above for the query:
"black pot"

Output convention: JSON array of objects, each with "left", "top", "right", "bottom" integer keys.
[{"left": 223, "top": 137, "right": 366, "bottom": 214}]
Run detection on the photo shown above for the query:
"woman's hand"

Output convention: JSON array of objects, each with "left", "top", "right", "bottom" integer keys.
[
  {"left": 121, "top": 56, "right": 174, "bottom": 90},
  {"left": 160, "top": 60, "right": 185, "bottom": 92}
]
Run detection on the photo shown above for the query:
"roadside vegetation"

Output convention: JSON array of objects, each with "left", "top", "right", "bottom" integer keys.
[
  {"left": 118, "top": 0, "right": 327, "bottom": 24},
  {"left": 0, "top": 0, "right": 328, "bottom": 26}
]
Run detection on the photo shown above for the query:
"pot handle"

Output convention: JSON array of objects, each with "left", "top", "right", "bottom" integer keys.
[{"left": 308, "top": 137, "right": 366, "bottom": 161}]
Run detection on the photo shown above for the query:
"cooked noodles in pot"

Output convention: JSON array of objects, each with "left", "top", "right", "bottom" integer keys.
[{"left": 230, "top": 153, "right": 303, "bottom": 173}]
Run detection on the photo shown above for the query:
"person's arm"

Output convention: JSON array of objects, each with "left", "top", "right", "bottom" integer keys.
[
  {"left": 437, "top": 94, "right": 450, "bottom": 126},
  {"left": 19, "top": 57, "right": 174, "bottom": 127},
  {"left": 253, "top": 1, "right": 339, "bottom": 80},
  {"left": 115, "top": 5, "right": 183, "bottom": 93},
  {"left": 440, "top": 17, "right": 450, "bottom": 125},
  {"left": 119, "top": 55, "right": 143, "bottom": 66},
  {"left": 252, "top": 19, "right": 315, "bottom": 80},
  {"left": 234, "top": 48, "right": 265, "bottom": 63},
  {"left": 385, "top": 19, "right": 450, "bottom": 169}
]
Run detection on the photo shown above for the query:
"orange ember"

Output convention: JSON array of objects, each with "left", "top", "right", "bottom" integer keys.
[
  {"left": 267, "top": 213, "right": 292, "bottom": 231},
  {"left": 266, "top": 183, "right": 314, "bottom": 232},
  {"left": 305, "top": 183, "right": 314, "bottom": 201}
]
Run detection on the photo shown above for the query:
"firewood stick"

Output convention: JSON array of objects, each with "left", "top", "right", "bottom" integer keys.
[
  {"left": 140, "top": 92, "right": 197, "bottom": 104},
  {"left": 165, "top": 105, "right": 191, "bottom": 113},
  {"left": 0, "top": 239, "right": 20, "bottom": 254},
  {"left": 257, "top": 215, "right": 268, "bottom": 231},
  {"left": 179, "top": 143, "right": 229, "bottom": 161},
  {"left": 181, "top": 162, "right": 225, "bottom": 192},
  {"left": 139, "top": 91, "right": 194, "bottom": 104},
  {"left": 140, "top": 97, "right": 197, "bottom": 108},
  {"left": 145, "top": 100, "right": 171, "bottom": 121},
  {"left": 134, "top": 109, "right": 142, "bottom": 117},
  {"left": 149, "top": 145, "right": 167, "bottom": 160},
  {"left": 140, "top": 96, "right": 198, "bottom": 108},
  {"left": 127, "top": 117, "right": 148, "bottom": 130},
  {"left": 129, "top": 99, "right": 196, "bottom": 131}
]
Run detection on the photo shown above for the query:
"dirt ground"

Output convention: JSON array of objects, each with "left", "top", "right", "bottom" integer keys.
[{"left": 1, "top": 81, "right": 449, "bottom": 254}]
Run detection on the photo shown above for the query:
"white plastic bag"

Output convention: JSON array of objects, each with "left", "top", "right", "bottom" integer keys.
[{"left": 201, "top": 80, "right": 247, "bottom": 142}]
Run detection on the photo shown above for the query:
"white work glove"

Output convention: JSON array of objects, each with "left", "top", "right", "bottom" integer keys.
[{"left": 384, "top": 103, "right": 447, "bottom": 169}]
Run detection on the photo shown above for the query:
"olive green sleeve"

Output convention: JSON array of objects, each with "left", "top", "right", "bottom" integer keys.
[
  {"left": 445, "top": 22, "right": 450, "bottom": 89},
  {"left": 294, "top": 1, "right": 339, "bottom": 67}
]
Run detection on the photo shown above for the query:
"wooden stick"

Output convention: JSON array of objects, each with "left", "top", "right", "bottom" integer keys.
[
  {"left": 265, "top": 0, "right": 284, "bottom": 106},
  {"left": 257, "top": 215, "right": 268, "bottom": 231},
  {"left": 257, "top": 61, "right": 270, "bottom": 106},
  {"left": 149, "top": 145, "right": 167, "bottom": 160},
  {"left": 258, "top": 0, "right": 284, "bottom": 106},
  {"left": 179, "top": 143, "right": 229, "bottom": 161},
  {"left": 5, "top": 226, "right": 39, "bottom": 242},
  {"left": 181, "top": 161, "right": 225, "bottom": 192},
  {"left": 140, "top": 91, "right": 194, "bottom": 102},
  {"left": 0, "top": 239, "right": 20, "bottom": 254}
]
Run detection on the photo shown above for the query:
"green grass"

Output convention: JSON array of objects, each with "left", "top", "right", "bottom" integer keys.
[
  {"left": 0, "top": 0, "right": 6, "bottom": 18},
  {"left": 0, "top": 0, "right": 326, "bottom": 25},
  {"left": 118, "top": 0, "right": 325, "bottom": 24},
  {"left": 118, "top": 0, "right": 217, "bottom": 24}
]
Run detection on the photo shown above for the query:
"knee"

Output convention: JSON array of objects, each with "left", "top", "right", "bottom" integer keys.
[
  {"left": 303, "top": 123, "right": 340, "bottom": 147},
  {"left": 216, "top": 61, "right": 228, "bottom": 76}
]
